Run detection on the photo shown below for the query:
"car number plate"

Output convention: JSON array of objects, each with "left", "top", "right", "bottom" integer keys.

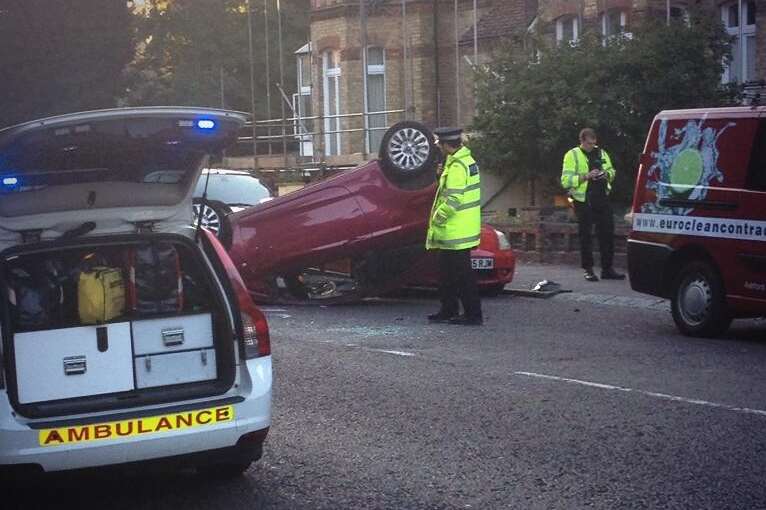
[{"left": 471, "top": 258, "right": 494, "bottom": 270}]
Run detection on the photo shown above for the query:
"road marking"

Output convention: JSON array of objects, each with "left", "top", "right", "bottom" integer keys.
[
  {"left": 260, "top": 308, "right": 288, "bottom": 313},
  {"left": 367, "top": 349, "right": 416, "bottom": 357},
  {"left": 515, "top": 371, "right": 766, "bottom": 418}
]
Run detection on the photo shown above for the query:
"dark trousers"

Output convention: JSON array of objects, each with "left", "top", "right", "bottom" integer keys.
[
  {"left": 438, "top": 249, "right": 482, "bottom": 319},
  {"left": 573, "top": 200, "right": 615, "bottom": 271}
]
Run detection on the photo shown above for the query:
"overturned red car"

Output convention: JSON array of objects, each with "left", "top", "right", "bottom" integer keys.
[{"left": 215, "top": 121, "right": 514, "bottom": 303}]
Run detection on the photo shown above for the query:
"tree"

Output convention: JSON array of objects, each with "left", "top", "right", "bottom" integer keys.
[
  {"left": 122, "top": 0, "right": 310, "bottom": 121},
  {"left": 470, "top": 12, "right": 739, "bottom": 206},
  {"left": 0, "top": 1, "right": 134, "bottom": 128}
]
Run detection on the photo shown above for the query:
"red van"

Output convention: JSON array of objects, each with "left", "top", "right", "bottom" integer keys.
[{"left": 628, "top": 107, "right": 766, "bottom": 337}]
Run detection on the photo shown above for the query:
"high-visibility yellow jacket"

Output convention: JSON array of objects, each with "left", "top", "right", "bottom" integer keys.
[
  {"left": 560, "top": 146, "right": 615, "bottom": 203},
  {"left": 426, "top": 146, "right": 481, "bottom": 251}
]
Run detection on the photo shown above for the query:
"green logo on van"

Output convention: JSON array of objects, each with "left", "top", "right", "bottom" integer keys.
[{"left": 669, "top": 148, "right": 703, "bottom": 195}]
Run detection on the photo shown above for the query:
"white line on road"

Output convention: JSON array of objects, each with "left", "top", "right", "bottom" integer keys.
[
  {"left": 367, "top": 349, "right": 416, "bottom": 357},
  {"left": 515, "top": 371, "right": 766, "bottom": 418},
  {"left": 260, "top": 308, "right": 288, "bottom": 313}
]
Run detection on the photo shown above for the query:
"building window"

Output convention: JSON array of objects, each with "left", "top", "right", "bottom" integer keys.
[
  {"left": 722, "top": 1, "right": 757, "bottom": 84},
  {"left": 601, "top": 9, "right": 628, "bottom": 40},
  {"left": 669, "top": 5, "right": 688, "bottom": 21},
  {"left": 294, "top": 43, "right": 313, "bottom": 158},
  {"left": 555, "top": 15, "right": 579, "bottom": 45},
  {"left": 322, "top": 50, "right": 341, "bottom": 156},
  {"left": 366, "top": 47, "right": 386, "bottom": 152}
]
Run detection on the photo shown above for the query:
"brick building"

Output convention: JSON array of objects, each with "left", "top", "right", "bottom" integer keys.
[{"left": 298, "top": 0, "right": 763, "bottom": 216}]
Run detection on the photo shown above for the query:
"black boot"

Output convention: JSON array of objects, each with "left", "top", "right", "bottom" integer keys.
[
  {"left": 601, "top": 268, "right": 626, "bottom": 280},
  {"left": 448, "top": 314, "right": 484, "bottom": 326},
  {"left": 584, "top": 269, "right": 599, "bottom": 282},
  {"left": 428, "top": 311, "right": 457, "bottom": 323}
]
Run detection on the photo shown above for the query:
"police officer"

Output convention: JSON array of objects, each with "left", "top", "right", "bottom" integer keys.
[
  {"left": 426, "top": 127, "right": 483, "bottom": 326},
  {"left": 561, "top": 128, "right": 625, "bottom": 281}
]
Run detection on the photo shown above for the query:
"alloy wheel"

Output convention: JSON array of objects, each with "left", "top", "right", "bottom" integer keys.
[
  {"left": 387, "top": 127, "right": 431, "bottom": 172},
  {"left": 192, "top": 203, "right": 221, "bottom": 235}
]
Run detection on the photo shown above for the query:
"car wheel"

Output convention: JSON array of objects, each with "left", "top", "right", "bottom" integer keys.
[
  {"left": 193, "top": 200, "right": 231, "bottom": 240},
  {"left": 379, "top": 121, "right": 438, "bottom": 188},
  {"left": 671, "top": 260, "right": 732, "bottom": 337}
]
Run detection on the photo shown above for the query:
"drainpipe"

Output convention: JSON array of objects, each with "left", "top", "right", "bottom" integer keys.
[
  {"left": 433, "top": 0, "right": 441, "bottom": 126},
  {"left": 738, "top": 0, "right": 744, "bottom": 83}
]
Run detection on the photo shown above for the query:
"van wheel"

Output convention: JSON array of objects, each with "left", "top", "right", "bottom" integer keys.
[
  {"left": 671, "top": 261, "right": 731, "bottom": 337},
  {"left": 379, "top": 121, "right": 437, "bottom": 188}
]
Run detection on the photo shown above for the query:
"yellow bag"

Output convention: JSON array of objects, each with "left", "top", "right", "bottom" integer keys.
[{"left": 78, "top": 267, "right": 126, "bottom": 324}]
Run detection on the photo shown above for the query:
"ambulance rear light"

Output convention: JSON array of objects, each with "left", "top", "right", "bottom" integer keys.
[
  {"left": 201, "top": 229, "right": 270, "bottom": 359},
  {"left": 240, "top": 306, "right": 270, "bottom": 359}
]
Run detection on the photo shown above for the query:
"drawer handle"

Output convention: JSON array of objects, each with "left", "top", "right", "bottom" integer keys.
[
  {"left": 162, "top": 328, "right": 185, "bottom": 347},
  {"left": 145, "top": 356, "right": 152, "bottom": 372},
  {"left": 63, "top": 355, "right": 87, "bottom": 376}
]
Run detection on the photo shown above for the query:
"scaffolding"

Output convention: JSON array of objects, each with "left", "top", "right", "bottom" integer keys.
[{"left": 240, "top": 0, "right": 482, "bottom": 178}]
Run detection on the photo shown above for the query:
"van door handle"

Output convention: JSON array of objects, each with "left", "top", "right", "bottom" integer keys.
[{"left": 63, "top": 355, "right": 87, "bottom": 376}]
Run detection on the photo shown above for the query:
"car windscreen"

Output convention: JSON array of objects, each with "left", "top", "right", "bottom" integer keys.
[{"left": 194, "top": 173, "right": 271, "bottom": 206}]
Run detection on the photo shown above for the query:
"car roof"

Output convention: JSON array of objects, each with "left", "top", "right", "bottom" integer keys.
[{"left": 201, "top": 168, "right": 254, "bottom": 176}]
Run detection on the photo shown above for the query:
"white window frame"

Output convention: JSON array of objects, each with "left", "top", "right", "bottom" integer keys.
[
  {"left": 295, "top": 44, "right": 313, "bottom": 157},
  {"left": 322, "top": 50, "right": 341, "bottom": 156},
  {"left": 365, "top": 46, "right": 387, "bottom": 153},
  {"left": 601, "top": 10, "right": 629, "bottom": 43},
  {"left": 721, "top": 1, "right": 757, "bottom": 84},
  {"left": 555, "top": 15, "right": 579, "bottom": 45}
]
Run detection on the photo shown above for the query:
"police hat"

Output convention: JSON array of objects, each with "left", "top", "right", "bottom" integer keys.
[{"left": 434, "top": 127, "right": 463, "bottom": 143}]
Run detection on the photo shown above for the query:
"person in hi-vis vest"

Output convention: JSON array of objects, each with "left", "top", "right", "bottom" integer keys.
[
  {"left": 561, "top": 127, "right": 625, "bottom": 282},
  {"left": 426, "top": 127, "right": 483, "bottom": 326}
]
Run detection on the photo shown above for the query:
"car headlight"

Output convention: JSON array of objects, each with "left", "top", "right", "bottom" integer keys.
[{"left": 494, "top": 229, "right": 511, "bottom": 250}]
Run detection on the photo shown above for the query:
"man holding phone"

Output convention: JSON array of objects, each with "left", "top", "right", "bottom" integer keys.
[{"left": 561, "top": 128, "right": 625, "bottom": 282}]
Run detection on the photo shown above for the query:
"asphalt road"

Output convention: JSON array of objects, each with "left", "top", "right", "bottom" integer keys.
[{"left": 15, "top": 275, "right": 766, "bottom": 509}]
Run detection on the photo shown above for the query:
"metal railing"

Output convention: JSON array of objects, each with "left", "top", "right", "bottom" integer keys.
[{"left": 234, "top": 108, "right": 407, "bottom": 172}]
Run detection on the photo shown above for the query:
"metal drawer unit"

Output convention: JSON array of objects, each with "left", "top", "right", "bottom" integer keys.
[
  {"left": 13, "top": 323, "right": 134, "bottom": 404},
  {"left": 134, "top": 348, "right": 217, "bottom": 389},
  {"left": 131, "top": 313, "right": 217, "bottom": 389},
  {"left": 131, "top": 313, "right": 214, "bottom": 355}
]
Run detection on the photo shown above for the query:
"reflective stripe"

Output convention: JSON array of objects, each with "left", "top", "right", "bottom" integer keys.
[
  {"left": 454, "top": 199, "right": 481, "bottom": 211},
  {"left": 446, "top": 198, "right": 461, "bottom": 209},
  {"left": 443, "top": 183, "right": 481, "bottom": 195},
  {"left": 561, "top": 172, "right": 577, "bottom": 189},
  {"left": 451, "top": 158, "right": 469, "bottom": 173},
  {"left": 434, "top": 234, "right": 482, "bottom": 246},
  {"left": 571, "top": 149, "right": 580, "bottom": 173}
]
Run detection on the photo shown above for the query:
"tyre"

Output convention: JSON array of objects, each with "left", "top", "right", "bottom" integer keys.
[
  {"left": 671, "top": 260, "right": 732, "bottom": 337},
  {"left": 379, "top": 121, "right": 438, "bottom": 188},
  {"left": 193, "top": 199, "right": 231, "bottom": 241}
]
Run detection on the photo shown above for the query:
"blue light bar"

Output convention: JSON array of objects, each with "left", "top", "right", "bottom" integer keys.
[
  {"left": 2, "top": 177, "right": 18, "bottom": 186},
  {"left": 196, "top": 119, "right": 216, "bottom": 130}
]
